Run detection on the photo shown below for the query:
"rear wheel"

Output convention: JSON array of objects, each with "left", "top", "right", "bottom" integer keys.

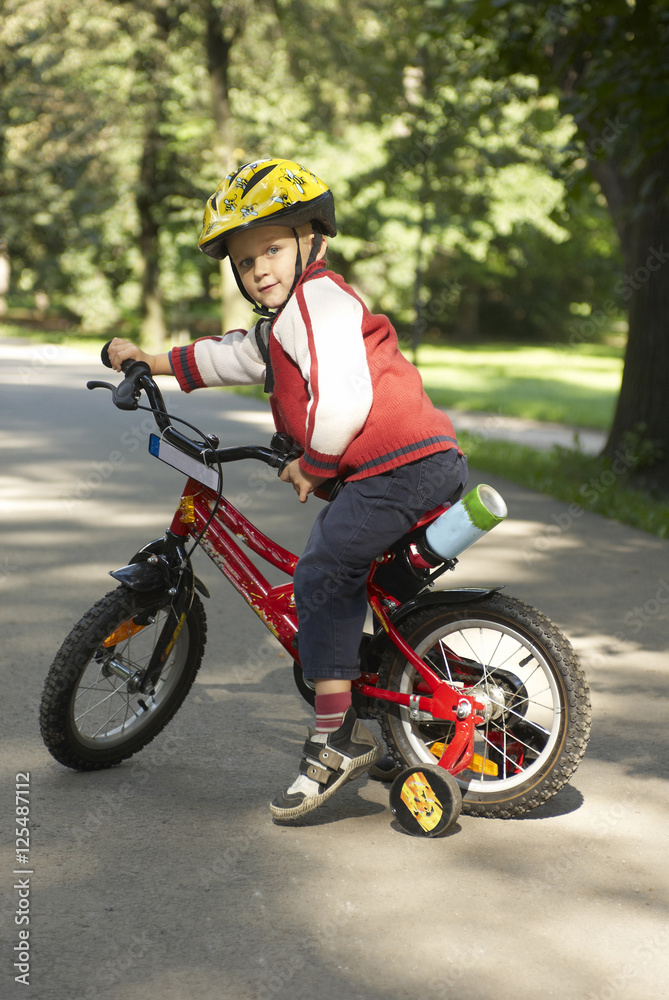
[
  {"left": 377, "top": 594, "right": 591, "bottom": 818},
  {"left": 40, "top": 587, "right": 207, "bottom": 770}
]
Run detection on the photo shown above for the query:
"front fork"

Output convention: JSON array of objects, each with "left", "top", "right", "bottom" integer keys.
[
  {"left": 108, "top": 533, "right": 199, "bottom": 695},
  {"left": 355, "top": 595, "right": 485, "bottom": 776}
]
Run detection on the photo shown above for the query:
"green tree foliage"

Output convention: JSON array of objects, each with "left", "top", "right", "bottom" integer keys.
[
  {"left": 0, "top": 0, "right": 139, "bottom": 327},
  {"left": 462, "top": 0, "right": 669, "bottom": 488},
  {"left": 0, "top": 0, "right": 621, "bottom": 349},
  {"left": 334, "top": 3, "right": 622, "bottom": 347}
]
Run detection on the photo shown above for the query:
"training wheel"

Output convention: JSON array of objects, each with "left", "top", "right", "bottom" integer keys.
[{"left": 389, "top": 764, "right": 462, "bottom": 838}]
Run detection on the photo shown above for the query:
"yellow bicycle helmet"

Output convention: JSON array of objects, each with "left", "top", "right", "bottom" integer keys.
[{"left": 198, "top": 157, "right": 337, "bottom": 260}]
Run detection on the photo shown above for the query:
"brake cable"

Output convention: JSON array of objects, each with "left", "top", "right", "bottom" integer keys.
[{"left": 132, "top": 401, "right": 224, "bottom": 562}]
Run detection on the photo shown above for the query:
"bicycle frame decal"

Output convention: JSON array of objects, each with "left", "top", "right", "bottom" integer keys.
[{"left": 169, "top": 477, "right": 300, "bottom": 651}]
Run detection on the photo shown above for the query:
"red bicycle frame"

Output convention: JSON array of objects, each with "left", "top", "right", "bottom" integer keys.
[{"left": 167, "top": 476, "right": 484, "bottom": 775}]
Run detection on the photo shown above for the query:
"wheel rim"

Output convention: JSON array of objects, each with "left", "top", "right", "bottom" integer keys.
[
  {"left": 397, "top": 617, "right": 563, "bottom": 796},
  {"left": 69, "top": 609, "right": 190, "bottom": 749}
]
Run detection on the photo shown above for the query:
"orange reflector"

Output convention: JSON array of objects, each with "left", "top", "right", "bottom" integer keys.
[
  {"left": 102, "top": 619, "right": 146, "bottom": 647},
  {"left": 430, "top": 741, "right": 499, "bottom": 777},
  {"left": 178, "top": 496, "right": 196, "bottom": 523}
]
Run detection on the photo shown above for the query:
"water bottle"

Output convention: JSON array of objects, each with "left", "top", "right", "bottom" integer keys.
[
  {"left": 372, "top": 483, "right": 508, "bottom": 603},
  {"left": 423, "top": 484, "right": 508, "bottom": 561}
]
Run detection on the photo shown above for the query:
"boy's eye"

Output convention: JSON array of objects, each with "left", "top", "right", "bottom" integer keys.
[
  {"left": 238, "top": 257, "right": 253, "bottom": 268},
  {"left": 267, "top": 245, "right": 280, "bottom": 256}
]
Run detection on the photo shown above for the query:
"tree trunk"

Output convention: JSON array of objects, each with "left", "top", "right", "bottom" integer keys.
[
  {"left": 0, "top": 239, "right": 9, "bottom": 316},
  {"left": 600, "top": 152, "right": 669, "bottom": 492},
  {"left": 456, "top": 278, "right": 480, "bottom": 342},
  {"left": 205, "top": 0, "right": 250, "bottom": 334},
  {"left": 137, "top": 117, "right": 168, "bottom": 351},
  {"left": 134, "top": 1, "right": 173, "bottom": 351}
]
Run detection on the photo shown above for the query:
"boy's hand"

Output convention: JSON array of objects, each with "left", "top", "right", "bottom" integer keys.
[
  {"left": 280, "top": 459, "right": 326, "bottom": 503},
  {"left": 107, "top": 338, "right": 151, "bottom": 372},
  {"left": 107, "top": 338, "right": 172, "bottom": 376}
]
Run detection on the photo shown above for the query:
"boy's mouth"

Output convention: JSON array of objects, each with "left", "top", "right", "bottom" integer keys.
[{"left": 259, "top": 282, "right": 278, "bottom": 293}]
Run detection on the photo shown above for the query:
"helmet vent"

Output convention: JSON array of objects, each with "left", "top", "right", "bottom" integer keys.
[{"left": 242, "top": 163, "right": 277, "bottom": 198}]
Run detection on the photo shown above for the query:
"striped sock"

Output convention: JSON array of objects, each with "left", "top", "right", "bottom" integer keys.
[{"left": 314, "top": 691, "right": 352, "bottom": 734}]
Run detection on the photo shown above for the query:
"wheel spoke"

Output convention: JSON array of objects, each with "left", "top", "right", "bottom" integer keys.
[
  {"left": 74, "top": 681, "right": 130, "bottom": 723},
  {"left": 378, "top": 594, "right": 592, "bottom": 817}
]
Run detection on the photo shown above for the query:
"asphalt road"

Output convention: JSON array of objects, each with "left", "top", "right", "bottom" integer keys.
[{"left": 1, "top": 340, "right": 668, "bottom": 1000}]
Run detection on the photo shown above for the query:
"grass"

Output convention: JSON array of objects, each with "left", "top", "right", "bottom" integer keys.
[
  {"left": 3, "top": 321, "right": 666, "bottom": 537},
  {"left": 0, "top": 321, "right": 104, "bottom": 354},
  {"left": 408, "top": 343, "right": 667, "bottom": 537},
  {"left": 458, "top": 432, "right": 668, "bottom": 539},
  {"left": 413, "top": 341, "right": 624, "bottom": 430}
]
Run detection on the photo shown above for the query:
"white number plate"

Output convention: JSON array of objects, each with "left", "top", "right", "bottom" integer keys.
[{"left": 148, "top": 434, "right": 220, "bottom": 491}]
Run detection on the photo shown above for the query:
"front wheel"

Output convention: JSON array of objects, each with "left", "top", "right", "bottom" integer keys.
[
  {"left": 377, "top": 594, "right": 591, "bottom": 818},
  {"left": 40, "top": 587, "right": 207, "bottom": 770}
]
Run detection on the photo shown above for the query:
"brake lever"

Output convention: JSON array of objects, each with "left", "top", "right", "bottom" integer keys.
[
  {"left": 86, "top": 375, "right": 141, "bottom": 410},
  {"left": 110, "top": 360, "right": 150, "bottom": 410}
]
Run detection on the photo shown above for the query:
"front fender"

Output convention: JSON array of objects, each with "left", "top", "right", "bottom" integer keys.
[
  {"left": 109, "top": 533, "right": 209, "bottom": 598},
  {"left": 109, "top": 558, "right": 172, "bottom": 593}
]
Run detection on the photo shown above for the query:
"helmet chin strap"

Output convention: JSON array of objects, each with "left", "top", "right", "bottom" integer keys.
[
  {"left": 284, "top": 228, "right": 323, "bottom": 305},
  {"left": 229, "top": 227, "right": 324, "bottom": 319},
  {"left": 229, "top": 263, "right": 274, "bottom": 318}
]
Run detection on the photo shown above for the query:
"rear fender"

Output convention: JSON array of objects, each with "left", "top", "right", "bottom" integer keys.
[
  {"left": 362, "top": 586, "right": 503, "bottom": 667},
  {"left": 387, "top": 586, "right": 503, "bottom": 627}
]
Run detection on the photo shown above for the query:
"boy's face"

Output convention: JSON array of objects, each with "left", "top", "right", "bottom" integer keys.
[{"left": 227, "top": 225, "right": 325, "bottom": 310}]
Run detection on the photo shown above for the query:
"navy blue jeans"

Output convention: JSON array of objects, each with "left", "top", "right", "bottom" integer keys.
[{"left": 293, "top": 449, "right": 468, "bottom": 680}]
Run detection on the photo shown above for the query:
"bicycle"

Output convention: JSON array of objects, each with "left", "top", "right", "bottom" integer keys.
[{"left": 39, "top": 347, "right": 592, "bottom": 836}]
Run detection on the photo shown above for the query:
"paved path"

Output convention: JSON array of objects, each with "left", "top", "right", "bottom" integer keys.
[
  {"left": 1, "top": 340, "right": 668, "bottom": 1000},
  {"left": 449, "top": 407, "right": 606, "bottom": 454}
]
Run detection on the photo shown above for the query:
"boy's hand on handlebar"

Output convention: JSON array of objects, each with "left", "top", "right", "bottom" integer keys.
[
  {"left": 107, "top": 338, "right": 150, "bottom": 372},
  {"left": 107, "top": 338, "right": 172, "bottom": 376},
  {"left": 280, "top": 459, "right": 326, "bottom": 503}
]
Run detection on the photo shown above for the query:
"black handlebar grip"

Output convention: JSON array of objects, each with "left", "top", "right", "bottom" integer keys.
[{"left": 101, "top": 340, "right": 136, "bottom": 373}]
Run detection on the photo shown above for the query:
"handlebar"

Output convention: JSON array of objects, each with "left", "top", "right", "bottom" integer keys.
[{"left": 88, "top": 341, "right": 294, "bottom": 471}]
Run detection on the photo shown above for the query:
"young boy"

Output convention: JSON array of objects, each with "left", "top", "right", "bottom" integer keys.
[{"left": 108, "top": 157, "right": 467, "bottom": 822}]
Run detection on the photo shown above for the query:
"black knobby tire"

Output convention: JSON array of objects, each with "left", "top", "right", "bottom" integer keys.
[
  {"left": 377, "top": 593, "right": 591, "bottom": 818},
  {"left": 293, "top": 660, "right": 316, "bottom": 706},
  {"left": 40, "top": 587, "right": 207, "bottom": 771}
]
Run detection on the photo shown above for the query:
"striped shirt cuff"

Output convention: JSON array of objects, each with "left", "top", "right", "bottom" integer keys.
[
  {"left": 299, "top": 448, "right": 342, "bottom": 477},
  {"left": 169, "top": 346, "right": 207, "bottom": 393}
]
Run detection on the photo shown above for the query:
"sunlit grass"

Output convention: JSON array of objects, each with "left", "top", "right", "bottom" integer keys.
[
  {"left": 412, "top": 342, "right": 624, "bottom": 430},
  {"left": 0, "top": 321, "right": 102, "bottom": 354}
]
